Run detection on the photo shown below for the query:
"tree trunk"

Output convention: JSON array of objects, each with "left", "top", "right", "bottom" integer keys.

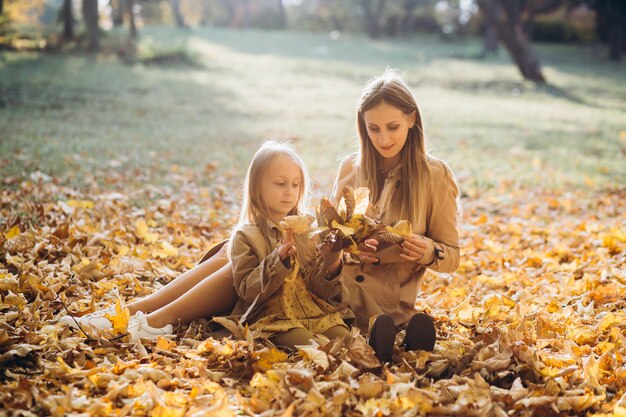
[
  {"left": 170, "top": 0, "right": 188, "bottom": 29},
  {"left": 0, "top": 0, "right": 4, "bottom": 15},
  {"left": 482, "top": 23, "right": 498, "bottom": 56},
  {"left": 360, "top": 0, "right": 386, "bottom": 39},
  {"left": 607, "top": 23, "right": 623, "bottom": 61},
  {"left": 82, "top": 0, "right": 100, "bottom": 52},
  {"left": 111, "top": 0, "right": 124, "bottom": 27},
  {"left": 61, "top": 0, "right": 74, "bottom": 41},
  {"left": 401, "top": 0, "right": 419, "bottom": 36},
  {"left": 477, "top": 0, "right": 546, "bottom": 83},
  {"left": 127, "top": 0, "right": 138, "bottom": 39},
  {"left": 277, "top": 0, "right": 286, "bottom": 29},
  {"left": 595, "top": 0, "right": 626, "bottom": 61}
]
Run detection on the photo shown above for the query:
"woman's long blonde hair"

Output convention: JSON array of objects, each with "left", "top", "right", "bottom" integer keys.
[
  {"left": 356, "top": 69, "right": 433, "bottom": 228},
  {"left": 235, "top": 140, "right": 310, "bottom": 238}
]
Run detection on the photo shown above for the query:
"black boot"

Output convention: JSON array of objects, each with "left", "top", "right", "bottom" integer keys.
[
  {"left": 403, "top": 313, "right": 436, "bottom": 351},
  {"left": 368, "top": 314, "right": 396, "bottom": 363}
]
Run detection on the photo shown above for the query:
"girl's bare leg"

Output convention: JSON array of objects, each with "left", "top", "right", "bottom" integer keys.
[
  {"left": 145, "top": 262, "right": 237, "bottom": 328},
  {"left": 127, "top": 245, "right": 229, "bottom": 315}
]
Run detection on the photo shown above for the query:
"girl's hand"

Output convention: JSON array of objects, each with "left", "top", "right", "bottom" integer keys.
[
  {"left": 278, "top": 228, "right": 297, "bottom": 261},
  {"left": 400, "top": 234, "right": 434, "bottom": 264},
  {"left": 358, "top": 238, "right": 379, "bottom": 264}
]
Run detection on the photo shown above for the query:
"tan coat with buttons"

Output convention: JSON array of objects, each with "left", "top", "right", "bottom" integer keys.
[{"left": 330, "top": 154, "right": 460, "bottom": 331}]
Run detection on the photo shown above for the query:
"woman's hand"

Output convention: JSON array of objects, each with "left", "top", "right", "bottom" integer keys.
[
  {"left": 400, "top": 234, "right": 434, "bottom": 264},
  {"left": 278, "top": 228, "right": 297, "bottom": 261},
  {"left": 358, "top": 238, "right": 379, "bottom": 264}
]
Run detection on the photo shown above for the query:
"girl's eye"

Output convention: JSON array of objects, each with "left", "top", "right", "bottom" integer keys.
[
  {"left": 276, "top": 182, "right": 285, "bottom": 186},
  {"left": 369, "top": 127, "right": 379, "bottom": 133},
  {"left": 389, "top": 126, "right": 399, "bottom": 131}
]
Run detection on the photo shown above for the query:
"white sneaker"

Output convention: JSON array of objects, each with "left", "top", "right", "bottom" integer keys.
[
  {"left": 126, "top": 312, "right": 173, "bottom": 342},
  {"left": 59, "top": 304, "right": 118, "bottom": 330}
]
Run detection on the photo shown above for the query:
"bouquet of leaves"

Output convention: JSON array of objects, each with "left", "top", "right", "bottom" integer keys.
[{"left": 281, "top": 186, "right": 413, "bottom": 274}]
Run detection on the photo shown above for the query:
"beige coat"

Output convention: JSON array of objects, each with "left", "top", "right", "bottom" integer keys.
[
  {"left": 228, "top": 222, "right": 350, "bottom": 324},
  {"left": 330, "top": 153, "right": 460, "bottom": 331}
]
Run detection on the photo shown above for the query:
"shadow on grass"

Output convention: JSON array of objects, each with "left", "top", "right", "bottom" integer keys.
[{"left": 0, "top": 50, "right": 257, "bottom": 187}]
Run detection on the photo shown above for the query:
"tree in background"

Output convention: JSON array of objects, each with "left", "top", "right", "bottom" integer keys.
[
  {"left": 127, "top": 0, "right": 138, "bottom": 38},
  {"left": 359, "top": 0, "right": 387, "bottom": 39},
  {"left": 276, "top": 0, "right": 286, "bottom": 29},
  {"left": 110, "top": 0, "right": 124, "bottom": 27},
  {"left": 170, "top": 0, "right": 188, "bottom": 28},
  {"left": 82, "top": 0, "right": 99, "bottom": 51},
  {"left": 60, "top": 0, "right": 74, "bottom": 41},
  {"left": 590, "top": 0, "right": 625, "bottom": 61},
  {"left": 475, "top": 0, "right": 562, "bottom": 83}
]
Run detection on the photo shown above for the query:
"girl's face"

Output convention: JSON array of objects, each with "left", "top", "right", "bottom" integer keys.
[
  {"left": 261, "top": 155, "right": 303, "bottom": 223},
  {"left": 363, "top": 101, "right": 416, "bottom": 168}
]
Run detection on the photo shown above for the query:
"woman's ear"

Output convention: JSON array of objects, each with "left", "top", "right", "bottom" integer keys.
[{"left": 409, "top": 110, "right": 417, "bottom": 126}]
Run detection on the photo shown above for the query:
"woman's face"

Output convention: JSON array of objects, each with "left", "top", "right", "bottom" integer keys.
[{"left": 363, "top": 101, "right": 416, "bottom": 166}]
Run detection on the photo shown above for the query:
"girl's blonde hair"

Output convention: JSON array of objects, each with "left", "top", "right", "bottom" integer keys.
[
  {"left": 236, "top": 140, "right": 310, "bottom": 237},
  {"left": 356, "top": 69, "right": 433, "bottom": 228}
]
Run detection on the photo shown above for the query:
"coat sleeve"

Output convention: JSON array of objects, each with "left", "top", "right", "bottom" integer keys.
[
  {"left": 230, "top": 229, "right": 291, "bottom": 306},
  {"left": 421, "top": 161, "right": 461, "bottom": 273},
  {"left": 299, "top": 237, "right": 349, "bottom": 306}
]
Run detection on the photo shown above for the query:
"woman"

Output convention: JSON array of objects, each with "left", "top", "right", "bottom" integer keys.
[{"left": 329, "top": 69, "right": 460, "bottom": 360}]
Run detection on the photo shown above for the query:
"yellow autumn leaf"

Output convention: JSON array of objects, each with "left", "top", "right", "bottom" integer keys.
[
  {"left": 253, "top": 348, "right": 288, "bottom": 372},
  {"left": 600, "top": 312, "right": 625, "bottom": 332},
  {"left": 116, "top": 245, "right": 130, "bottom": 256},
  {"left": 150, "top": 403, "right": 185, "bottom": 417},
  {"left": 67, "top": 199, "right": 94, "bottom": 209},
  {"left": 353, "top": 187, "right": 371, "bottom": 215},
  {"left": 4, "top": 225, "right": 20, "bottom": 239},
  {"left": 386, "top": 220, "right": 412, "bottom": 237},
  {"left": 280, "top": 215, "right": 314, "bottom": 234},
  {"left": 105, "top": 299, "right": 130, "bottom": 335},
  {"left": 331, "top": 220, "right": 355, "bottom": 236},
  {"left": 155, "top": 336, "right": 176, "bottom": 351},
  {"left": 136, "top": 219, "right": 158, "bottom": 243},
  {"left": 152, "top": 241, "right": 179, "bottom": 259}
]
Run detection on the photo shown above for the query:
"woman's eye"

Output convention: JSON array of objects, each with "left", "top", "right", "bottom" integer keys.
[
  {"left": 276, "top": 182, "right": 285, "bottom": 186},
  {"left": 369, "top": 127, "right": 379, "bottom": 132},
  {"left": 389, "top": 126, "right": 398, "bottom": 131}
]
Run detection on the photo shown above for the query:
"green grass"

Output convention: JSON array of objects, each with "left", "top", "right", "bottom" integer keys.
[{"left": 1, "top": 26, "right": 625, "bottom": 195}]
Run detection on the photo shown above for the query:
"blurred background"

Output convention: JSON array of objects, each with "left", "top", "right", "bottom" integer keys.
[{"left": 1, "top": 0, "right": 624, "bottom": 201}]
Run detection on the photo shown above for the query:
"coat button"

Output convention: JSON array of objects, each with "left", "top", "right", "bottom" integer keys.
[{"left": 355, "top": 275, "right": 365, "bottom": 282}]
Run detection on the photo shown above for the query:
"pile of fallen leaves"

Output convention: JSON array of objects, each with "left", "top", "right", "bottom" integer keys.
[{"left": 1, "top": 168, "right": 625, "bottom": 416}]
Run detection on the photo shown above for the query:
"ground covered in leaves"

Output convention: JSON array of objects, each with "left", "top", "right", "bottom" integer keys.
[{"left": 1, "top": 167, "right": 625, "bottom": 416}]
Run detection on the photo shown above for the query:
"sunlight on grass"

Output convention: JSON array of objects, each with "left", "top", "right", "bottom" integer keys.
[{"left": 1, "top": 26, "right": 624, "bottom": 194}]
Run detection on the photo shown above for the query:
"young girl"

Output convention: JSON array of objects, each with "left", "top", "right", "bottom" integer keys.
[
  {"left": 63, "top": 141, "right": 350, "bottom": 349},
  {"left": 225, "top": 141, "right": 349, "bottom": 349},
  {"left": 330, "top": 68, "right": 461, "bottom": 361}
]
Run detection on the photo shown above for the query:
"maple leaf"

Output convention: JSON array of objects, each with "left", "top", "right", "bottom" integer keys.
[
  {"left": 136, "top": 219, "right": 158, "bottom": 243},
  {"left": 252, "top": 348, "right": 288, "bottom": 373},
  {"left": 105, "top": 299, "right": 130, "bottom": 335}
]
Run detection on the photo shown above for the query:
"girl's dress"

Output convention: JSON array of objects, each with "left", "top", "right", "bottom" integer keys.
[
  {"left": 250, "top": 260, "right": 346, "bottom": 336},
  {"left": 228, "top": 220, "right": 350, "bottom": 336}
]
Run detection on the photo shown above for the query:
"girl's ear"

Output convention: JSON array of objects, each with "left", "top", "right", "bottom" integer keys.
[{"left": 409, "top": 110, "right": 417, "bottom": 126}]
